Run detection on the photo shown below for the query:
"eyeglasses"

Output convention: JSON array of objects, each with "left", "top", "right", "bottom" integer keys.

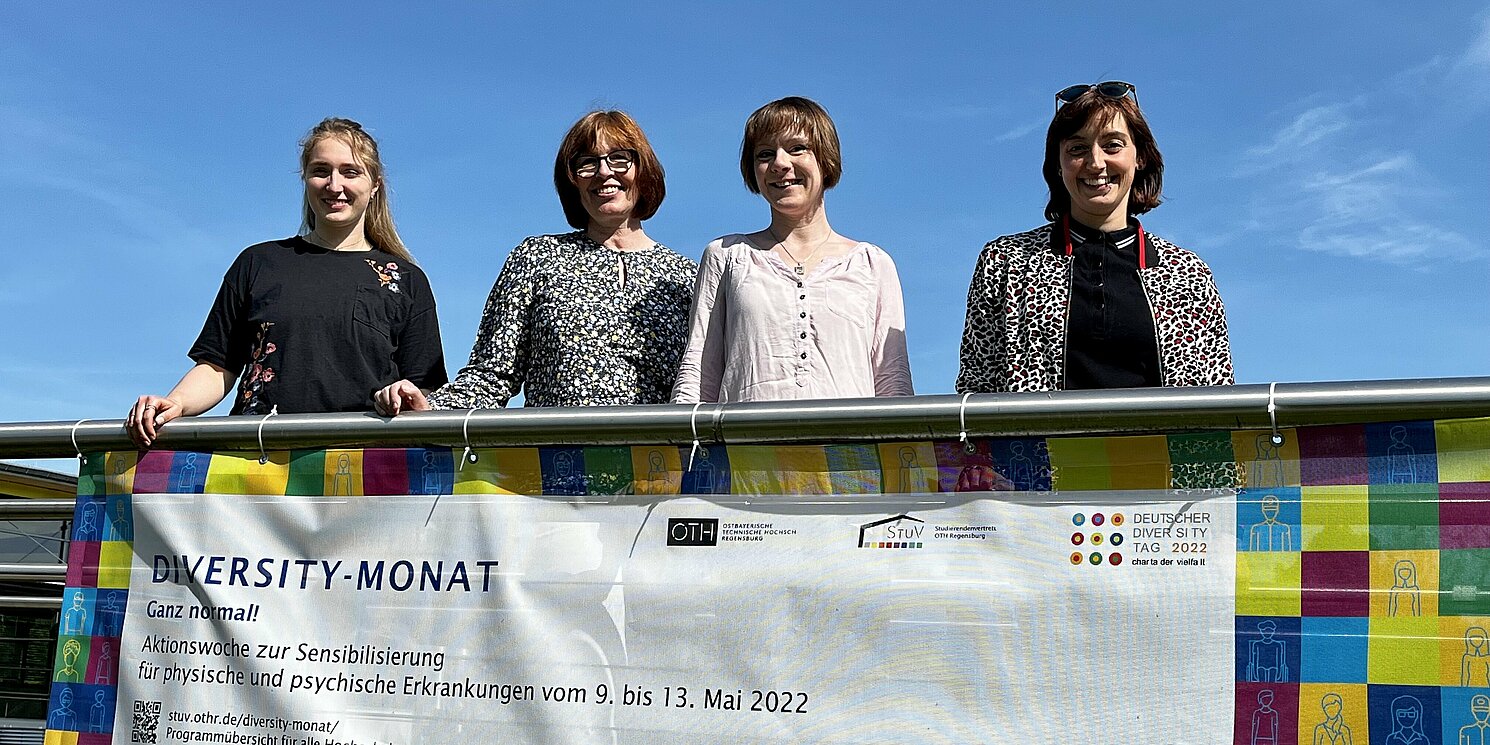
[
  {"left": 569, "top": 149, "right": 637, "bottom": 178},
  {"left": 1055, "top": 81, "right": 1138, "bottom": 111}
]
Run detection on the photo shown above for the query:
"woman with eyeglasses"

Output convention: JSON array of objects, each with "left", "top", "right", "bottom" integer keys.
[
  {"left": 128, "top": 118, "right": 448, "bottom": 447},
  {"left": 672, "top": 96, "right": 913, "bottom": 403},
  {"left": 956, "top": 82, "right": 1232, "bottom": 393},
  {"left": 375, "top": 111, "right": 696, "bottom": 413}
]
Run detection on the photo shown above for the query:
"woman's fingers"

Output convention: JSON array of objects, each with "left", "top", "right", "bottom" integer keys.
[
  {"left": 128, "top": 396, "right": 180, "bottom": 448},
  {"left": 375, "top": 380, "right": 431, "bottom": 416}
]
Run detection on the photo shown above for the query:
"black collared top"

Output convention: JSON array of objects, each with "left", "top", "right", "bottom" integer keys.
[{"left": 1056, "top": 218, "right": 1162, "bottom": 389}]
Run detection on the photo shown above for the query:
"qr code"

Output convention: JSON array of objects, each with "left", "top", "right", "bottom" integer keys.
[{"left": 131, "top": 700, "right": 161, "bottom": 744}]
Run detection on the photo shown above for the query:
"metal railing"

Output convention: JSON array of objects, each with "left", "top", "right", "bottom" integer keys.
[
  {"left": 4, "top": 377, "right": 1490, "bottom": 457},
  {"left": 2, "top": 376, "right": 1489, "bottom": 610}
]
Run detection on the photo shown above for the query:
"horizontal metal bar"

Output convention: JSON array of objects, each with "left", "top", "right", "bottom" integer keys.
[
  {"left": 0, "top": 596, "right": 59, "bottom": 609},
  {"left": 2, "top": 377, "right": 1490, "bottom": 458},
  {"left": 0, "top": 564, "right": 64, "bottom": 582},
  {"left": 0, "top": 501, "right": 72, "bottom": 520}
]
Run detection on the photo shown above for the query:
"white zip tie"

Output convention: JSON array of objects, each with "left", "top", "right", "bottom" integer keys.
[
  {"left": 959, "top": 392, "right": 976, "bottom": 453},
  {"left": 1267, "top": 382, "right": 1284, "bottom": 446},
  {"left": 686, "top": 402, "right": 706, "bottom": 471},
  {"left": 256, "top": 405, "right": 278, "bottom": 464},
  {"left": 71, "top": 419, "right": 91, "bottom": 465},
  {"left": 458, "top": 408, "right": 479, "bottom": 470}
]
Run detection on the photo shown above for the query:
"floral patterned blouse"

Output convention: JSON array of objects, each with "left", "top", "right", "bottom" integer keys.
[{"left": 428, "top": 232, "right": 697, "bottom": 409}]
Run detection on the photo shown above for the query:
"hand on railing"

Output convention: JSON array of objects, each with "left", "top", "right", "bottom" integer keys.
[
  {"left": 375, "top": 379, "right": 432, "bottom": 416},
  {"left": 127, "top": 395, "right": 185, "bottom": 448}
]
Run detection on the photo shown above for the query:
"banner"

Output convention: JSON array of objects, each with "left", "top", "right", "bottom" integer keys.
[{"left": 44, "top": 418, "right": 1490, "bottom": 744}]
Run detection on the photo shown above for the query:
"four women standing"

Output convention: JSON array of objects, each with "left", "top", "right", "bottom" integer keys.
[{"left": 130, "top": 87, "right": 1234, "bottom": 437}]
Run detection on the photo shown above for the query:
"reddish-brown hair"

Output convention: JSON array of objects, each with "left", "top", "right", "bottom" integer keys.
[
  {"left": 738, "top": 96, "right": 843, "bottom": 194},
  {"left": 553, "top": 111, "right": 666, "bottom": 230},
  {"left": 1043, "top": 91, "right": 1164, "bottom": 222}
]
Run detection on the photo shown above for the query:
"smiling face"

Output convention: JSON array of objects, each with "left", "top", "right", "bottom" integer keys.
[
  {"left": 303, "top": 136, "right": 376, "bottom": 237},
  {"left": 570, "top": 139, "right": 640, "bottom": 228},
  {"left": 753, "top": 130, "right": 824, "bottom": 217},
  {"left": 1059, "top": 112, "right": 1141, "bottom": 230}
]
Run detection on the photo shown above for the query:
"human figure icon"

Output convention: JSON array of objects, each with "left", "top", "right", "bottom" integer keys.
[
  {"left": 1464, "top": 627, "right": 1490, "bottom": 687},
  {"left": 1312, "top": 692, "right": 1353, "bottom": 745},
  {"left": 421, "top": 451, "right": 441, "bottom": 495},
  {"left": 1247, "top": 619, "right": 1289, "bottom": 683},
  {"left": 49, "top": 688, "right": 76, "bottom": 731},
  {"left": 896, "top": 446, "right": 918, "bottom": 493},
  {"left": 109, "top": 458, "right": 128, "bottom": 491},
  {"left": 1251, "top": 689, "right": 1280, "bottom": 745},
  {"left": 93, "top": 641, "right": 114, "bottom": 685},
  {"left": 332, "top": 453, "right": 353, "bottom": 496},
  {"left": 1385, "top": 695, "right": 1429, "bottom": 745},
  {"left": 1387, "top": 425, "right": 1417, "bottom": 484},
  {"left": 1461, "top": 694, "right": 1490, "bottom": 745},
  {"left": 176, "top": 452, "right": 199, "bottom": 491},
  {"left": 693, "top": 446, "right": 719, "bottom": 493},
  {"left": 647, "top": 450, "right": 670, "bottom": 487},
  {"left": 105, "top": 498, "right": 128, "bottom": 541},
  {"left": 1007, "top": 442, "right": 1034, "bottom": 490},
  {"left": 89, "top": 690, "right": 107, "bottom": 733},
  {"left": 1388, "top": 559, "right": 1421, "bottom": 617},
  {"left": 95, "top": 592, "right": 122, "bottom": 637},
  {"left": 61, "top": 591, "right": 87, "bottom": 635},
  {"left": 1249, "top": 494, "right": 1293, "bottom": 552},
  {"left": 552, "top": 451, "right": 581, "bottom": 492},
  {"left": 1251, "top": 433, "right": 1285, "bottom": 489},
  {"left": 59, "top": 639, "right": 82, "bottom": 681},
  {"left": 75, "top": 502, "right": 98, "bottom": 542}
]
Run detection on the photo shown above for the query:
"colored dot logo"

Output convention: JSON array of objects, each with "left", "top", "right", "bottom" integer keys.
[
  {"left": 1111, "top": 513, "right": 1125, "bottom": 527},
  {"left": 1071, "top": 532, "right": 1085, "bottom": 545},
  {"left": 1070, "top": 552, "right": 1083, "bottom": 565},
  {"left": 1110, "top": 533, "right": 1124, "bottom": 546},
  {"left": 1088, "top": 552, "right": 1102, "bottom": 565},
  {"left": 1108, "top": 553, "right": 1123, "bottom": 565},
  {"left": 1091, "top": 533, "right": 1104, "bottom": 546},
  {"left": 1091, "top": 513, "right": 1105, "bottom": 527},
  {"left": 1072, "top": 513, "right": 1086, "bottom": 526}
]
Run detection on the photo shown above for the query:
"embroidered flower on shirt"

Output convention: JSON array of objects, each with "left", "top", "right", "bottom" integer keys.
[
  {"left": 240, "top": 323, "right": 277, "bottom": 414},
  {"left": 365, "top": 259, "right": 403, "bottom": 294}
]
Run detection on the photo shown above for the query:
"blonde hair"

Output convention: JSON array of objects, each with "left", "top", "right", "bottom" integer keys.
[{"left": 298, "top": 118, "right": 413, "bottom": 263}]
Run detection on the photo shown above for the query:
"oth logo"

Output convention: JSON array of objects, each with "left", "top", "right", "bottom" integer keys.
[{"left": 667, "top": 518, "right": 719, "bottom": 546}]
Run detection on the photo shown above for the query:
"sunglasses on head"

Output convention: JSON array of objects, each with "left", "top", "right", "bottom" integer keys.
[{"left": 1055, "top": 81, "right": 1138, "bottom": 111}]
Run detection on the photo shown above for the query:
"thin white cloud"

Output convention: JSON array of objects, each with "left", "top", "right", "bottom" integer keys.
[
  {"left": 1239, "top": 104, "right": 1352, "bottom": 172},
  {"left": 994, "top": 121, "right": 1040, "bottom": 142},
  {"left": 1292, "top": 154, "right": 1481, "bottom": 263}
]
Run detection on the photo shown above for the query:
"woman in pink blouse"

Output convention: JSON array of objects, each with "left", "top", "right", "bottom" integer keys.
[{"left": 672, "top": 96, "right": 914, "bottom": 403}]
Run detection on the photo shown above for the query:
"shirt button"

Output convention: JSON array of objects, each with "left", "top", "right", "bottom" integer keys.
[
  {"left": 800, "top": 352, "right": 807, "bottom": 359},
  {"left": 796, "top": 282, "right": 803, "bottom": 288},
  {"left": 799, "top": 312, "right": 806, "bottom": 318},
  {"left": 800, "top": 332, "right": 807, "bottom": 339},
  {"left": 799, "top": 295, "right": 806, "bottom": 300}
]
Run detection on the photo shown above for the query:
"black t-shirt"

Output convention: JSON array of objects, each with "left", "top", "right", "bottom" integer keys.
[
  {"left": 188, "top": 237, "right": 448, "bottom": 414},
  {"left": 1064, "top": 220, "right": 1161, "bottom": 390}
]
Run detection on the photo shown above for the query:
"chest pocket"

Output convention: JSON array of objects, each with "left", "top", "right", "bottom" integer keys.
[{"left": 353, "top": 285, "right": 405, "bottom": 341}]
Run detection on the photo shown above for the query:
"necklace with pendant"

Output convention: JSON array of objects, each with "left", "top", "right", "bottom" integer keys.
[{"left": 770, "top": 227, "right": 833, "bottom": 276}]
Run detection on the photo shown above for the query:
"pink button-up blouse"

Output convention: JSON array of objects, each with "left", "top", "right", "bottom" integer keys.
[{"left": 671, "top": 234, "right": 914, "bottom": 403}]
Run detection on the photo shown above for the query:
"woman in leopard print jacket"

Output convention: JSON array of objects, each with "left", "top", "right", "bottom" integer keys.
[{"left": 957, "top": 83, "right": 1233, "bottom": 393}]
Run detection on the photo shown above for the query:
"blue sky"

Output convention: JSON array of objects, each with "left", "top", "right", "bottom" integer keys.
[{"left": 3, "top": 2, "right": 1488, "bottom": 470}]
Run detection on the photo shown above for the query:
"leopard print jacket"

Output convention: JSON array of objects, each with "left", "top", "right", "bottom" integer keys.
[{"left": 956, "top": 223, "right": 1233, "bottom": 392}]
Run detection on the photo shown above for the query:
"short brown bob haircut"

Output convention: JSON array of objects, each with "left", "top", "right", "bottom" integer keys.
[
  {"left": 739, "top": 96, "right": 843, "bottom": 194},
  {"left": 1043, "top": 90, "right": 1164, "bottom": 222},
  {"left": 553, "top": 111, "right": 666, "bottom": 230}
]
